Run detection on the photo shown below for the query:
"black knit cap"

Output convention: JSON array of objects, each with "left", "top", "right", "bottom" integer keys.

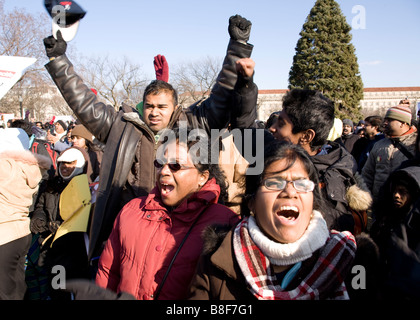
[{"left": 56, "top": 120, "right": 68, "bottom": 131}]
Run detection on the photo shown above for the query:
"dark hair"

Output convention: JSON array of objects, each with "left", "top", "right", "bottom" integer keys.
[
  {"left": 10, "top": 119, "right": 33, "bottom": 137},
  {"left": 35, "top": 121, "right": 44, "bottom": 129},
  {"left": 143, "top": 80, "right": 178, "bottom": 107},
  {"left": 241, "top": 140, "right": 323, "bottom": 218},
  {"left": 158, "top": 127, "right": 229, "bottom": 202},
  {"left": 282, "top": 89, "right": 335, "bottom": 151},
  {"left": 364, "top": 115, "right": 383, "bottom": 132},
  {"left": 265, "top": 111, "right": 280, "bottom": 129}
]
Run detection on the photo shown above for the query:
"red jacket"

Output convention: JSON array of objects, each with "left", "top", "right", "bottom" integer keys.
[{"left": 95, "top": 178, "right": 239, "bottom": 300}]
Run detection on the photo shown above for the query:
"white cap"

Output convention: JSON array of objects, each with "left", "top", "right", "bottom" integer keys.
[
  {"left": 57, "top": 147, "right": 86, "bottom": 180},
  {"left": 0, "top": 128, "right": 30, "bottom": 153},
  {"left": 57, "top": 148, "right": 85, "bottom": 168},
  {"left": 52, "top": 20, "right": 80, "bottom": 42}
]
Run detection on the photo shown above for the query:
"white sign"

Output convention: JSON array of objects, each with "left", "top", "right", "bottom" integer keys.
[{"left": 0, "top": 56, "right": 37, "bottom": 100}]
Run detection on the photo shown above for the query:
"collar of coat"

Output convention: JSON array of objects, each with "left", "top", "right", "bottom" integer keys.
[{"left": 389, "top": 125, "right": 417, "bottom": 139}]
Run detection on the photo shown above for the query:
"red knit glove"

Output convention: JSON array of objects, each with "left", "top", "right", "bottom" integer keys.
[{"left": 154, "top": 54, "right": 169, "bottom": 82}]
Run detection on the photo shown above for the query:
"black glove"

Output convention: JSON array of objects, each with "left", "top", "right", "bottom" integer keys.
[
  {"left": 228, "top": 14, "right": 252, "bottom": 43},
  {"left": 64, "top": 280, "right": 137, "bottom": 300},
  {"left": 43, "top": 30, "right": 67, "bottom": 58}
]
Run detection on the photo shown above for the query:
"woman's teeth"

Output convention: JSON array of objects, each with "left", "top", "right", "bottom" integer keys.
[{"left": 277, "top": 206, "right": 299, "bottom": 220}]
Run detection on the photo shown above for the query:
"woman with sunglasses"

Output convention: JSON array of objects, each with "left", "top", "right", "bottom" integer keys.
[
  {"left": 188, "top": 141, "right": 359, "bottom": 300},
  {"left": 95, "top": 130, "right": 239, "bottom": 300}
]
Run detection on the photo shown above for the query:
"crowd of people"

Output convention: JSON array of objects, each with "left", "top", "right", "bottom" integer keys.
[{"left": 0, "top": 14, "right": 419, "bottom": 301}]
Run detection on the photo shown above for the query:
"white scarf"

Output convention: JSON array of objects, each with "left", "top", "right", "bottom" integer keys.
[{"left": 248, "top": 210, "right": 329, "bottom": 266}]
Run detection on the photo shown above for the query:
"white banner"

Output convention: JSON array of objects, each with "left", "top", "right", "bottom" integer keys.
[{"left": 0, "top": 56, "right": 37, "bottom": 101}]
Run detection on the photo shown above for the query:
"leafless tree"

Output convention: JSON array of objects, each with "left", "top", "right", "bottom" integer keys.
[
  {"left": 171, "top": 56, "right": 222, "bottom": 106},
  {"left": 77, "top": 54, "right": 149, "bottom": 110},
  {"left": 0, "top": 1, "right": 50, "bottom": 81},
  {"left": 0, "top": 1, "right": 73, "bottom": 119}
]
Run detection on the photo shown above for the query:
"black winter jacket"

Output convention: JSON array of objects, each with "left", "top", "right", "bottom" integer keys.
[{"left": 311, "top": 141, "right": 363, "bottom": 232}]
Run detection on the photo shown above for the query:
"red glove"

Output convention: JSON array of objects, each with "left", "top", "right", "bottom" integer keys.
[{"left": 154, "top": 54, "right": 169, "bottom": 82}]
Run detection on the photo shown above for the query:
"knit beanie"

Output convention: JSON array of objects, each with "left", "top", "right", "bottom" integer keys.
[
  {"left": 342, "top": 119, "right": 354, "bottom": 131},
  {"left": 0, "top": 128, "right": 30, "bottom": 152},
  {"left": 385, "top": 104, "right": 412, "bottom": 124},
  {"left": 71, "top": 124, "right": 94, "bottom": 143},
  {"left": 56, "top": 120, "right": 68, "bottom": 131}
]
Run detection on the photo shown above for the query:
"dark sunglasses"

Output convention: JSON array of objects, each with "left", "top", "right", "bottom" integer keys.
[{"left": 153, "top": 159, "right": 195, "bottom": 172}]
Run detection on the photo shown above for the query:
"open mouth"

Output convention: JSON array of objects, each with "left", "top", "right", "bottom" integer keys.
[
  {"left": 160, "top": 183, "right": 175, "bottom": 195},
  {"left": 276, "top": 206, "right": 299, "bottom": 221}
]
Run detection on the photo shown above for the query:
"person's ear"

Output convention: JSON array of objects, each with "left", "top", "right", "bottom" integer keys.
[
  {"left": 198, "top": 170, "right": 210, "bottom": 187},
  {"left": 298, "top": 129, "right": 316, "bottom": 146}
]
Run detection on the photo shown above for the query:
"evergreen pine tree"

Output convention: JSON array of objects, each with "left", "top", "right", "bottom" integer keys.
[{"left": 288, "top": 0, "right": 364, "bottom": 120}]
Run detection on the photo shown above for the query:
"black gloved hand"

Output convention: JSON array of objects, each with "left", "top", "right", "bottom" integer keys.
[
  {"left": 228, "top": 14, "right": 252, "bottom": 43},
  {"left": 43, "top": 30, "right": 67, "bottom": 58}
]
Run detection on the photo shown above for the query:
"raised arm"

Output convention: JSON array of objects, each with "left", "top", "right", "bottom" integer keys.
[
  {"left": 190, "top": 15, "right": 257, "bottom": 131},
  {"left": 43, "top": 31, "right": 117, "bottom": 144}
]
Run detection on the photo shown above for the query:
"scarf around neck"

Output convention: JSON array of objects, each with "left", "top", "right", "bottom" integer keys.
[
  {"left": 233, "top": 213, "right": 357, "bottom": 300},
  {"left": 248, "top": 210, "right": 329, "bottom": 266}
]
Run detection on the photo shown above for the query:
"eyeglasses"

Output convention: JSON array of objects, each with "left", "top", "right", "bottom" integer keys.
[
  {"left": 263, "top": 177, "right": 315, "bottom": 193},
  {"left": 153, "top": 159, "right": 195, "bottom": 172}
]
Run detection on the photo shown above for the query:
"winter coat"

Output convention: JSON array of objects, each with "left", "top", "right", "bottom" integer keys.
[
  {"left": 351, "top": 133, "right": 385, "bottom": 173},
  {"left": 362, "top": 127, "right": 418, "bottom": 202},
  {"left": 95, "top": 178, "right": 240, "bottom": 300},
  {"left": 30, "top": 146, "right": 94, "bottom": 239},
  {"left": 311, "top": 141, "right": 372, "bottom": 233},
  {"left": 335, "top": 133, "right": 360, "bottom": 154},
  {"left": 188, "top": 225, "right": 380, "bottom": 300},
  {"left": 370, "top": 166, "right": 420, "bottom": 299},
  {"left": 0, "top": 150, "right": 50, "bottom": 246},
  {"left": 45, "top": 39, "right": 256, "bottom": 260},
  {"left": 30, "top": 176, "right": 68, "bottom": 238}
]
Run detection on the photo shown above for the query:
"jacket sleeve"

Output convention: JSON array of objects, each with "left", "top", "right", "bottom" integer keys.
[
  {"left": 45, "top": 55, "right": 117, "bottom": 144},
  {"left": 361, "top": 145, "right": 377, "bottom": 193},
  {"left": 190, "top": 39, "right": 256, "bottom": 131},
  {"left": 188, "top": 254, "right": 212, "bottom": 300},
  {"left": 95, "top": 213, "right": 122, "bottom": 292},
  {"left": 30, "top": 192, "right": 49, "bottom": 234}
]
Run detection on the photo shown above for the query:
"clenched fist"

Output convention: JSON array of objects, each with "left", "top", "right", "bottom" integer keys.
[{"left": 228, "top": 14, "right": 252, "bottom": 43}]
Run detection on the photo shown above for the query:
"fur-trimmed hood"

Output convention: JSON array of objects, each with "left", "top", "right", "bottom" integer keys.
[
  {"left": 0, "top": 149, "right": 51, "bottom": 170},
  {"left": 346, "top": 171, "right": 373, "bottom": 212}
]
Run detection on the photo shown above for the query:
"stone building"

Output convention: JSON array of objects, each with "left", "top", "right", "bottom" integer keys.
[{"left": 257, "top": 87, "right": 420, "bottom": 122}]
